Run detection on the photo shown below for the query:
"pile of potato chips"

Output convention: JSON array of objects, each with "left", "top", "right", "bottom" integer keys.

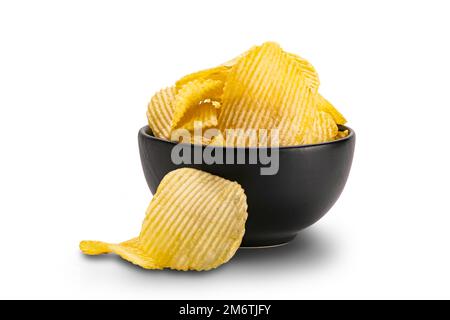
[
  {"left": 80, "top": 168, "right": 248, "bottom": 271},
  {"left": 147, "top": 42, "right": 348, "bottom": 147}
]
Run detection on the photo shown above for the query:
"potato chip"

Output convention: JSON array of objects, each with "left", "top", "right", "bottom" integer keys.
[
  {"left": 317, "top": 94, "right": 347, "bottom": 125},
  {"left": 146, "top": 41, "right": 348, "bottom": 148},
  {"left": 80, "top": 168, "right": 248, "bottom": 271},
  {"left": 171, "top": 79, "right": 223, "bottom": 132},
  {"left": 219, "top": 42, "right": 316, "bottom": 146},
  {"left": 176, "top": 66, "right": 229, "bottom": 90},
  {"left": 146, "top": 87, "right": 176, "bottom": 140}
]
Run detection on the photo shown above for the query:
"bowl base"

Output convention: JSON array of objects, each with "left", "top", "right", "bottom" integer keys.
[{"left": 240, "top": 234, "right": 297, "bottom": 248}]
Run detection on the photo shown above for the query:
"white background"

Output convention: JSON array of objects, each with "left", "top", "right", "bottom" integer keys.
[{"left": 1, "top": 0, "right": 449, "bottom": 299}]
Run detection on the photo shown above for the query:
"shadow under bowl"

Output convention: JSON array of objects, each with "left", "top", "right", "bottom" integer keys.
[{"left": 138, "top": 126, "right": 355, "bottom": 247}]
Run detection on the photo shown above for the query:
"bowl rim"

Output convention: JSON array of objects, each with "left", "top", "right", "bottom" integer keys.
[{"left": 139, "top": 125, "right": 355, "bottom": 150}]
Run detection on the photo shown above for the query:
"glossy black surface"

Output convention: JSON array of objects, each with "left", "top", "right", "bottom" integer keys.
[{"left": 138, "top": 126, "right": 355, "bottom": 247}]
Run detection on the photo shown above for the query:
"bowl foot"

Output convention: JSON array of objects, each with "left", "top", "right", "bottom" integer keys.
[{"left": 240, "top": 234, "right": 297, "bottom": 248}]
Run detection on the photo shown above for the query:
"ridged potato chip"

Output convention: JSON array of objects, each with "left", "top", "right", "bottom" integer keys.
[
  {"left": 218, "top": 42, "right": 316, "bottom": 146},
  {"left": 80, "top": 168, "right": 248, "bottom": 271},
  {"left": 146, "top": 87, "right": 176, "bottom": 140},
  {"left": 171, "top": 79, "right": 223, "bottom": 132}
]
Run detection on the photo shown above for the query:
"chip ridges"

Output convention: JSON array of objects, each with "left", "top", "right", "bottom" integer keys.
[
  {"left": 147, "top": 41, "right": 347, "bottom": 146},
  {"left": 80, "top": 168, "right": 248, "bottom": 271},
  {"left": 147, "top": 86, "right": 176, "bottom": 140},
  {"left": 303, "top": 110, "right": 339, "bottom": 144}
]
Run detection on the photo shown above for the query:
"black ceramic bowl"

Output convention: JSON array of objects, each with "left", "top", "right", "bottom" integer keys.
[{"left": 138, "top": 126, "right": 355, "bottom": 247}]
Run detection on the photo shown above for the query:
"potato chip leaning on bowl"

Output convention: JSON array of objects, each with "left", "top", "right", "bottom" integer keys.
[
  {"left": 146, "top": 86, "right": 176, "bottom": 140},
  {"left": 80, "top": 168, "right": 248, "bottom": 271}
]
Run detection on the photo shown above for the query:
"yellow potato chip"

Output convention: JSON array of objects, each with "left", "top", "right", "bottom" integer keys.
[
  {"left": 317, "top": 94, "right": 347, "bottom": 125},
  {"left": 146, "top": 87, "right": 176, "bottom": 140},
  {"left": 147, "top": 42, "right": 348, "bottom": 147},
  {"left": 302, "top": 110, "right": 339, "bottom": 144},
  {"left": 176, "top": 66, "right": 230, "bottom": 90},
  {"left": 80, "top": 168, "right": 248, "bottom": 271},
  {"left": 219, "top": 42, "right": 316, "bottom": 146},
  {"left": 171, "top": 79, "right": 223, "bottom": 132},
  {"left": 220, "top": 46, "right": 254, "bottom": 67}
]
